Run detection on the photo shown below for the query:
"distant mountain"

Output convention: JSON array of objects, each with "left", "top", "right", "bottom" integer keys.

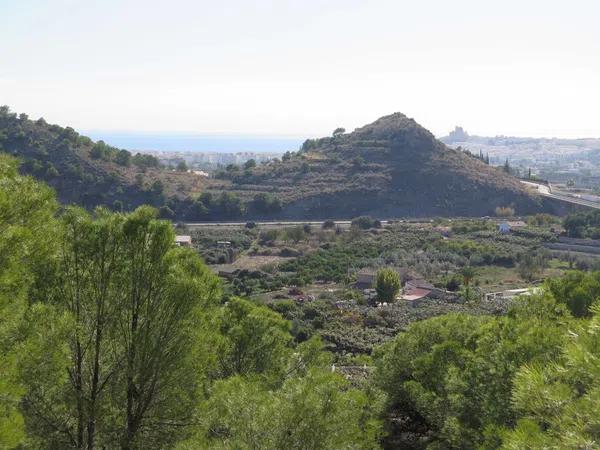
[{"left": 214, "top": 113, "right": 545, "bottom": 218}]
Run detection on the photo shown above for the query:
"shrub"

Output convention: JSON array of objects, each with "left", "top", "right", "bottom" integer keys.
[{"left": 351, "top": 216, "right": 376, "bottom": 230}]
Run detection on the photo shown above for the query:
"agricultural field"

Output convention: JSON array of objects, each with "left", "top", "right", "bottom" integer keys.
[{"left": 182, "top": 214, "right": 582, "bottom": 359}]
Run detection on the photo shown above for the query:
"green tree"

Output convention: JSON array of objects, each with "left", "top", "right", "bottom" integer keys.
[
  {"left": 503, "top": 304, "right": 600, "bottom": 448},
  {"left": 176, "top": 160, "right": 188, "bottom": 172},
  {"left": 215, "top": 298, "right": 292, "bottom": 381},
  {"left": 351, "top": 216, "right": 376, "bottom": 230},
  {"left": 252, "top": 193, "right": 282, "bottom": 213},
  {"left": 21, "top": 206, "right": 221, "bottom": 449},
  {"left": 332, "top": 127, "right": 346, "bottom": 137},
  {"left": 151, "top": 179, "right": 164, "bottom": 195},
  {"left": 375, "top": 268, "right": 401, "bottom": 302},
  {"left": 0, "top": 155, "right": 59, "bottom": 448},
  {"left": 517, "top": 252, "right": 547, "bottom": 281},
  {"left": 115, "top": 149, "right": 132, "bottom": 167},
  {"left": 243, "top": 159, "right": 256, "bottom": 169},
  {"left": 184, "top": 370, "right": 380, "bottom": 449},
  {"left": 375, "top": 295, "right": 568, "bottom": 449},
  {"left": 544, "top": 270, "right": 600, "bottom": 317},
  {"left": 285, "top": 225, "right": 305, "bottom": 243}
]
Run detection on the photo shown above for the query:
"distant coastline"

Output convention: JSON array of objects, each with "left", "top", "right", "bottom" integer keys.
[{"left": 84, "top": 131, "right": 306, "bottom": 153}]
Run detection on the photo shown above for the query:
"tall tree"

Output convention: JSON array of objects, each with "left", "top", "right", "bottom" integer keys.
[
  {"left": 375, "top": 268, "right": 401, "bottom": 302},
  {"left": 0, "top": 155, "right": 58, "bottom": 448},
  {"left": 21, "top": 206, "right": 221, "bottom": 449}
]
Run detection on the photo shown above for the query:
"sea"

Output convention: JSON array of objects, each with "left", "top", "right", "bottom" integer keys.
[{"left": 84, "top": 132, "right": 306, "bottom": 154}]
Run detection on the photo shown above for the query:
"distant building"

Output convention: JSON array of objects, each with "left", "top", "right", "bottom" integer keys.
[
  {"left": 175, "top": 235, "right": 192, "bottom": 247},
  {"left": 404, "top": 278, "right": 434, "bottom": 290},
  {"left": 354, "top": 268, "right": 377, "bottom": 289}
]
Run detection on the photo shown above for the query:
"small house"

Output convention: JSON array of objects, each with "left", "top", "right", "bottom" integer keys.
[
  {"left": 175, "top": 235, "right": 192, "bottom": 247},
  {"left": 404, "top": 278, "right": 434, "bottom": 290},
  {"left": 354, "top": 268, "right": 376, "bottom": 290}
]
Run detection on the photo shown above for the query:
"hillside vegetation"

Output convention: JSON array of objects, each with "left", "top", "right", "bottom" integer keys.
[
  {"left": 3, "top": 158, "right": 600, "bottom": 448},
  {"left": 216, "top": 113, "right": 545, "bottom": 218},
  {"left": 1, "top": 107, "right": 545, "bottom": 220},
  {"left": 0, "top": 106, "right": 205, "bottom": 214}
]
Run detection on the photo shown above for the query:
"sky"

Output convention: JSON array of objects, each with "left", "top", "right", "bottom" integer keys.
[{"left": 1, "top": 0, "right": 600, "bottom": 139}]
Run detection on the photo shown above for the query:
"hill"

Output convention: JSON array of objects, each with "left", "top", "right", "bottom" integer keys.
[
  {"left": 0, "top": 107, "right": 546, "bottom": 220},
  {"left": 0, "top": 106, "right": 205, "bottom": 215},
  {"left": 213, "top": 113, "right": 544, "bottom": 218}
]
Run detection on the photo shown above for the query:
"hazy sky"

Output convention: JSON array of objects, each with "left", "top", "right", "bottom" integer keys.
[{"left": 1, "top": 0, "right": 599, "bottom": 138}]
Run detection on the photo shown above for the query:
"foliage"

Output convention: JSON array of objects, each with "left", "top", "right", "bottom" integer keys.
[
  {"left": 251, "top": 192, "right": 282, "bottom": 214},
  {"left": 503, "top": 304, "right": 600, "bottom": 449},
  {"left": 375, "top": 268, "right": 401, "bottom": 302},
  {"left": 517, "top": 251, "right": 548, "bottom": 281},
  {"left": 352, "top": 216, "right": 378, "bottom": 230},
  {"left": 322, "top": 219, "right": 336, "bottom": 229},
  {"left": 0, "top": 155, "right": 59, "bottom": 448},
  {"left": 333, "top": 127, "right": 346, "bottom": 137},
  {"left": 215, "top": 298, "right": 292, "bottom": 382},
  {"left": 544, "top": 270, "right": 600, "bottom": 317},
  {"left": 20, "top": 206, "right": 221, "bottom": 449},
  {"left": 182, "top": 370, "right": 380, "bottom": 450},
  {"left": 526, "top": 213, "right": 559, "bottom": 227},
  {"left": 375, "top": 295, "right": 569, "bottom": 448},
  {"left": 563, "top": 209, "right": 600, "bottom": 238},
  {"left": 284, "top": 225, "right": 305, "bottom": 243}
]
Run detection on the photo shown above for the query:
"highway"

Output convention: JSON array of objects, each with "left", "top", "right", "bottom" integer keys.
[
  {"left": 521, "top": 180, "right": 600, "bottom": 210},
  {"left": 182, "top": 220, "right": 390, "bottom": 228}
]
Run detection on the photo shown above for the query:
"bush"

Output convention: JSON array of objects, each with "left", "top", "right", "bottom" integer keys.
[
  {"left": 258, "top": 229, "right": 279, "bottom": 245},
  {"left": 322, "top": 220, "right": 336, "bottom": 229},
  {"left": 285, "top": 226, "right": 305, "bottom": 243},
  {"left": 351, "top": 216, "right": 376, "bottom": 230}
]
